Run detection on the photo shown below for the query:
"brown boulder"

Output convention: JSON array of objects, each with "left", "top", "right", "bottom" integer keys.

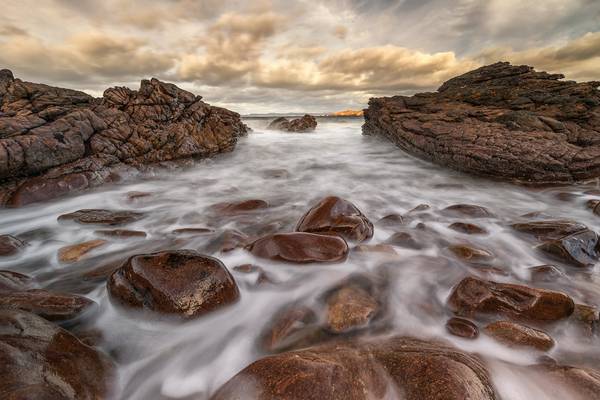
[
  {"left": 259, "top": 306, "right": 318, "bottom": 352},
  {"left": 107, "top": 250, "right": 239, "bottom": 318},
  {"left": 325, "top": 286, "right": 379, "bottom": 333},
  {"left": 448, "top": 276, "right": 574, "bottom": 321},
  {"left": 449, "top": 222, "right": 488, "bottom": 235},
  {"left": 247, "top": 232, "right": 349, "bottom": 263},
  {"left": 363, "top": 62, "right": 600, "bottom": 183},
  {"left": 0, "top": 72, "right": 248, "bottom": 206},
  {"left": 447, "top": 244, "right": 495, "bottom": 262},
  {"left": 484, "top": 320, "right": 554, "bottom": 351},
  {"left": 0, "top": 234, "right": 25, "bottom": 256},
  {"left": 442, "top": 204, "right": 494, "bottom": 218},
  {"left": 95, "top": 229, "right": 148, "bottom": 238},
  {"left": 446, "top": 317, "right": 479, "bottom": 339},
  {"left": 211, "top": 336, "right": 499, "bottom": 400},
  {"left": 528, "top": 264, "right": 564, "bottom": 282},
  {"left": 211, "top": 199, "right": 269, "bottom": 215},
  {"left": 0, "top": 289, "right": 96, "bottom": 323},
  {"left": 267, "top": 114, "right": 317, "bottom": 132},
  {"left": 0, "top": 309, "right": 113, "bottom": 399},
  {"left": 58, "top": 209, "right": 145, "bottom": 225},
  {"left": 0, "top": 270, "right": 32, "bottom": 292},
  {"left": 296, "top": 196, "right": 373, "bottom": 242},
  {"left": 58, "top": 239, "right": 107, "bottom": 263}
]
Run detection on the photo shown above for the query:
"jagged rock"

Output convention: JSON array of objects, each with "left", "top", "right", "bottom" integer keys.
[
  {"left": 0, "top": 309, "right": 114, "bottom": 399},
  {"left": 484, "top": 320, "right": 554, "bottom": 351},
  {"left": 448, "top": 276, "right": 574, "bottom": 321},
  {"left": 296, "top": 196, "right": 373, "bottom": 242},
  {"left": 107, "top": 250, "right": 239, "bottom": 318},
  {"left": 363, "top": 62, "right": 600, "bottom": 183},
  {"left": 267, "top": 114, "right": 317, "bottom": 132},
  {"left": 0, "top": 72, "right": 248, "bottom": 206},
  {"left": 211, "top": 336, "right": 499, "bottom": 400},
  {"left": 247, "top": 232, "right": 349, "bottom": 263},
  {"left": 0, "top": 289, "right": 96, "bottom": 323}
]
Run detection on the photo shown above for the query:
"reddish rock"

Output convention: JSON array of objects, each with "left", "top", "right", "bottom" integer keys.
[
  {"left": 0, "top": 72, "right": 248, "bottom": 206},
  {"left": 447, "top": 245, "right": 495, "bottom": 262},
  {"left": 449, "top": 222, "right": 488, "bottom": 235},
  {"left": 0, "top": 309, "right": 113, "bottom": 399},
  {"left": 247, "top": 232, "right": 349, "bottom": 264},
  {"left": 58, "top": 239, "right": 107, "bottom": 263},
  {"left": 353, "top": 244, "right": 398, "bottom": 255},
  {"left": 376, "top": 213, "right": 404, "bottom": 226},
  {"left": 260, "top": 306, "right": 318, "bottom": 352},
  {"left": 296, "top": 196, "right": 373, "bottom": 242},
  {"left": 206, "top": 229, "right": 250, "bottom": 253},
  {"left": 446, "top": 317, "right": 479, "bottom": 339},
  {"left": 363, "top": 62, "right": 600, "bottom": 183},
  {"left": 0, "top": 270, "right": 32, "bottom": 292},
  {"left": 211, "top": 337, "right": 499, "bottom": 400},
  {"left": 233, "top": 264, "right": 274, "bottom": 286},
  {"left": 58, "top": 209, "right": 145, "bottom": 225},
  {"left": 448, "top": 277, "right": 574, "bottom": 321},
  {"left": 442, "top": 204, "right": 494, "bottom": 218},
  {"left": 0, "top": 289, "right": 95, "bottom": 323},
  {"left": 95, "top": 229, "right": 147, "bottom": 238},
  {"left": 571, "top": 304, "right": 599, "bottom": 337},
  {"left": 534, "top": 364, "right": 600, "bottom": 400},
  {"left": 385, "top": 231, "right": 423, "bottom": 249},
  {"left": 211, "top": 199, "right": 269, "bottom": 215},
  {"left": 511, "top": 220, "right": 588, "bottom": 240},
  {"left": 0, "top": 234, "right": 25, "bottom": 256},
  {"left": 171, "top": 227, "right": 214, "bottom": 236},
  {"left": 528, "top": 265, "right": 564, "bottom": 282},
  {"left": 325, "top": 286, "right": 379, "bottom": 333},
  {"left": 484, "top": 320, "right": 554, "bottom": 351},
  {"left": 107, "top": 250, "right": 239, "bottom": 318},
  {"left": 267, "top": 114, "right": 317, "bottom": 132}
]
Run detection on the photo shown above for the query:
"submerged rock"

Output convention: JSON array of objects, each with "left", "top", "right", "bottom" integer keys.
[
  {"left": 0, "top": 309, "right": 114, "bottom": 399},
  {"left": 448, "top": 276, "right": 574, "bottom": 321},
  {"left": 442, "top": 204, "right": 494, "bottom": 218},
  {"left": 58, "top": 239, "right": 107, "bottom": 263},
  {"left": 0, "top": 289, "right": 96, "bottom": 323},
  {"left": 296, "top": 196, "right": 373, "bottom": 242},
  {"left": 446, "top": 317, "right": 479, "bottom": 339},
  {"left": 0, "top": 234, "right": 25, "bottom": 256},
  {"left": 267, "top": 114, "right": 317, "bottom": 132},
  {"left": 211, "top": 199, "right": 269, "bottom": 216},
  {"left": 0, "top": 270, "right": 32, "bottom": 292},
  {"left": 363, "top": 62, "right": 600, "bottom": 183},
  {"left": 247, "top": 232, "right": 349, "bottom": 263},
  {"left": 325, "top": 285, "right": 379, "bottom": 333},
  {"left": 107, "top": 250, "right": 239, "bottom": 318},
  {"left": 211, "top": 336, "right": 499, "bottom": 400},
  {"left": 484, "top": 320, "right": 554, "bottom": 351},
  {"left": 260, "top": 305, "right": 318, "bottom": 352},
  {"left": 58, "top": 209, "right": 145, "bottom": 225},
  {"left": 0, "top": 72, "right": 248, "bottom": 206},
  {"left": 449, "top": 222, "right": 488, "bottom": 235}
]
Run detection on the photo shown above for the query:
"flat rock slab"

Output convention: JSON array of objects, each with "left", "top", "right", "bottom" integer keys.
[{"left": 363, "top": 62, "right": 600, "bottom": 183}]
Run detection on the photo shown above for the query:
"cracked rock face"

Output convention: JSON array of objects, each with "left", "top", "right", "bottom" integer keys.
[
  {"left": 267, "top": 114, "right": 317, "bottom": 132},
  {"left": 0, "top": 70, "right": 248, "bottom": 206},
  {"left": 363, "top": 62, "right": 600, "bottom": 183}
]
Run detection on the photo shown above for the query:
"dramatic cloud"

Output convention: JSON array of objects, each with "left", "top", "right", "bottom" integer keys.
[{"left": 1, "top": 0, "right": 599, "bottom": 113}]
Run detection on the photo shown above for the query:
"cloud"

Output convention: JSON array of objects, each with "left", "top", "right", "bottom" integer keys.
[{"left": 333, "top": 25, "right": 348, "bottom": 40}]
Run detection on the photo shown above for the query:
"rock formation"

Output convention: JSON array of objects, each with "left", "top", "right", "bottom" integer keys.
[
  {"left": 363, "top": 62, "right": 600, "bottom": 183},
  {"left": 267, "top": 114, "right": 317, "bottom": 132},
  {"left": 0, "top": 70, "right": 248, "bottom": 207}
]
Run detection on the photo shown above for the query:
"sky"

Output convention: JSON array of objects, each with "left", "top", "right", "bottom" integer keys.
[{"left": 1, "top": 0, "right": 599, "bottom": 114}]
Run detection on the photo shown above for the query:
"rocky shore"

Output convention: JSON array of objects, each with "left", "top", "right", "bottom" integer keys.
[
  {"left": 363, "top": 62, "right": 600, "bottom": 184},
  {"left": 0, "top": 70, "right": 248, "bottom": 207}
]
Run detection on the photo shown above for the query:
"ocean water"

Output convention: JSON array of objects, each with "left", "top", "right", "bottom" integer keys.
[{"left": 1, "top": 117, "right": 599, "bottom": 399}]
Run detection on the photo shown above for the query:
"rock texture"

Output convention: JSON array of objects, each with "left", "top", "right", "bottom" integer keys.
[
  {"left": 107, "top": 250, "right": 239, "bottom": 318},
  {"left": 0, "top": 309, "right": 113, "bottom": 399},
  {"left": 0, "top": 289, "right": 95, "bottom": 323},
  {"left": 484, "top": 320, "right": 554, "bottom": 351},
  {"left": 247, "top": 232, "right": 349, "bottom": 263},
  {"left": 267, "top": 114, "right": 317, "bottom": 132},
  {"left": 0, "top": 70, "right": 248, "bottom": 206},
  {"left": 363, "top": 62, "right": 600, "bottom": 183},
  {"left": 211, "top": 336, "right": 499, "bottom": 400}
]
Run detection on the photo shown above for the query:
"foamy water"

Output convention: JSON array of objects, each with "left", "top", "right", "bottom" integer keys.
[{"left": 1, "top": 118, "right": 599, "bottom": 399}]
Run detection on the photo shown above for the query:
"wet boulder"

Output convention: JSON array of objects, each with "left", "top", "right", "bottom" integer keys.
[
  {"left": 107, "top": 250, "right": 240, "bottom": 318},
  {"left": 0, "top": 289, "right": 96, "bottom": 323},
  {"left": 296, "top": 196, "right": 373, "bottom": 242},
  {"left": 0, "top": 270, "right": 32, "bottom": 292},
  {"left": 448, "top": 276, "right": 574, "bottom": 321},
  {"left": 449, "top": 222, "right": 488, "bottom": 235},
  {"left": 445, "top": 317, "right": 479, "bottom": 339},
  {"left": 247, "top": 232, "right": 349, "bottom": 263},
  {"left": 442, "top": 204, "right": 494, "bottom": 218},
  {"left": 484, "top": 320, "right": 554, "bottom": 351},
  {"left": 211, "top": 199, "right": 269, "bottom": 216},
  {"left": 58, "top": 239, "right": 107, "bottom": 263},
  {"left": 512, "top": 220, "right": 599, "bottom": 267},
  {"left": 0, "top": 234, "right": 25, "bottom": 256},
  {"left": 58, "top": 209, "right": 145, "bottom": 225},
  {"left": 211, "top": 336, "right": 499, "bottom": 400},
  {"left": 267, "top": 114, "right": 317, "bottom": 132},
  {"left": 260, "top": 306, "right": 318, "bottom": 352},
  {"left": 325, "top": 286, "right": 379, "bottom": 333},
  {"left": 528, "top": 264, "right": 564, "bottom": 282},
  {"left": 447, "top": 244, "right": 495, "bottom": 263},
  {"left": 0, "top": 309, "right": 114, "bottom": 399},
  {"left": 95, "top": 229, "right": 148, "bottom": 238}
]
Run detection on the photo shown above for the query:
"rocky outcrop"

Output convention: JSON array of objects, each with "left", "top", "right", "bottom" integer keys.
[
  {"left": 363, "top": 62, "right": 600, "bottom": 183},
  {"left": 0, "top": 70, "right": 248, "bottom": 206},
  {"left": 211, "top": 336, "right": 499, "bottom": 400},
  {"left": 267, "top": 114, "right": 317, "bottom": 132}
]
